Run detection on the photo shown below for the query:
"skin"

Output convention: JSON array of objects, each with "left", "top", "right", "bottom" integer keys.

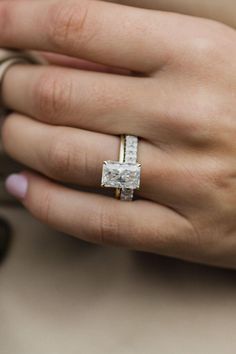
[
  {"left": 1, "top": 0, "right": 236, "bottom": 268},
  {"left": 107, "top": 0, "right": 236, "bottom": 29},
  {"left": 44, "top": 0, "right": 236, "bottom": 67}
]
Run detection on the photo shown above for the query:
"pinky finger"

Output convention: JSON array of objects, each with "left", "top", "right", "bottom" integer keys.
[{"left": 5, "top": 171, "right": 192, "bottom": 254}]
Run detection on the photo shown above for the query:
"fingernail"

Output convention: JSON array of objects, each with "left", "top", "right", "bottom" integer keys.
[{"left": 5, "top": 174, "right": 28, "bottom": 200}]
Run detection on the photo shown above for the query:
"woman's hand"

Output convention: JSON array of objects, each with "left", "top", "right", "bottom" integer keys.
[{"left": 1, "top": 0, "right": 236, "bottom": 268}]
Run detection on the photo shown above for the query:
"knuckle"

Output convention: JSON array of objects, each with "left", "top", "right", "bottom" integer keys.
[
  {"left": 47, "top": 131, "right": 74, "bottom": 178},
  {"left": 155, "top": 91, "right": 218, "bottom": 148},
  {"left": 177, "top": 117, "right": 210, "bottom": 147},
  {"left": 162, "top": 111, "right": 202, "bottom": 141},
  {"left": 35, "top": 71, "right": 72, "bottom": 123},
  {"left": 211, "top": 166, "right": 231, "bottom": 190},
  {"left": 47, "top": 0, "right": 91, "bottom": 50},
  {"left": 46, "top": 133, "right": 94, "bottom": 184},
  {"left": 200, "top": 159, "right": 229, "bottom": 190},
  {"left": 33, "top": 188, "right": 53, "bottom": 225},
  {"left": 169, "top": 114, "right": 192, "bottom": 134},
  {"left": 188, "top": 36, "right": 220, "bottom": 63},
  {"left": 95, "top": 205, "right": 122, "bottom": 245},
  {"left": 78, "top": 148, "right": 94, "bottom": 184},
  {"left": 148, "top": 97, "right": 201, "bottom": 142}
]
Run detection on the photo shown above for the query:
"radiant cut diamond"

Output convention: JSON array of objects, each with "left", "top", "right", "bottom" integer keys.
[{"left": 101, "top": 161, "right": 141, "bottom": 190}]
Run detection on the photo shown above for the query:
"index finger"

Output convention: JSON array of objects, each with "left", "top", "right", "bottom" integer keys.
[{"left": 0, "top": 0, "right": 173, "bottom": 72}]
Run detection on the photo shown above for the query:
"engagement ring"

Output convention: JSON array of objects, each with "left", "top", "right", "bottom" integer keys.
[{"left": 101, "top": 135, "right": 141, "bottom": 201}]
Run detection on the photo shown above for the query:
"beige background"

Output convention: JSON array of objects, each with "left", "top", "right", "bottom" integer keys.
[{"left": 1, "top": 205, "right": 236, "bottom": 354}]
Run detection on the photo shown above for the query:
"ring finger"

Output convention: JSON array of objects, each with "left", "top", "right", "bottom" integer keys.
[{"left": 1, "top": 113, "right": 210, "bottom": 209}]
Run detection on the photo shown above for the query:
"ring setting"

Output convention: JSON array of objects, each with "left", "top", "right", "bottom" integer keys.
[{"left": 101, "top": 135, "right": 141, "bottom": 201}]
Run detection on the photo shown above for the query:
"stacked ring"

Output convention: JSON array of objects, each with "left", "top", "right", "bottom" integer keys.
[{"left": 101, "top": 135, "right": 141, "bottom": 201}]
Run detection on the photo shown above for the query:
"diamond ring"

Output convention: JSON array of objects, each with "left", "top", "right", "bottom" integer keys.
[{"left": 101, "top": 135, "right": 141, "bottom": 201}]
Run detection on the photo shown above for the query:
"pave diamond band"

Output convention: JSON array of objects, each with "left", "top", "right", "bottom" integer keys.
[
  {"left": 101, "top": 135, "right": 141, "bottom": 201},
  {"left": 120, "top": 135, "right": 139, "bottom": 201}
]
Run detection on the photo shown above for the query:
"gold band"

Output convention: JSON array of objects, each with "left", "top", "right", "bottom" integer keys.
[{"left": 115, "top": 135, "right": 125, "bottom": 199}]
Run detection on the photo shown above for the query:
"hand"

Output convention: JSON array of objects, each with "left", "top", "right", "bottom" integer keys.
[{"left": 1, "top": 0, "right": 236, "bottom": 268}]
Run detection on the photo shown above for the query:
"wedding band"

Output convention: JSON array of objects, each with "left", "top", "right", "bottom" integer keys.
[
  {"left": 101, "top": 135, "right": 141, "bottom": 201},
  {"left": 0, "top": 49, "right": 45, "bottom": 84},
  {"left": 0, "top": 49, "right": 46, "bottom": 115}
]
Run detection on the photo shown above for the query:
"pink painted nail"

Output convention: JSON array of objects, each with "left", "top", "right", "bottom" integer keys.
[{"left": 5, "top": 174, "right": 28, "bottom": 200}]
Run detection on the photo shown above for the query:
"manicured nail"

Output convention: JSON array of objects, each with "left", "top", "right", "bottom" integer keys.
[{"left": 5, "top": 174, "right": 28, "bottom": 200}]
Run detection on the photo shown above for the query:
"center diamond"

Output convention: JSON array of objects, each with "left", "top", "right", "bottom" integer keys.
[{"left": 101, "top": 161, "right": 141, "bottom": 189}]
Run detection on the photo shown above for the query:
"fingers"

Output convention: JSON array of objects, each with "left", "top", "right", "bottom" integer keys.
[
  {"left": 2, "top": 114, "right": 214, "bottom": 209},
  {"left": 2, "top": 64, "right": 163, "bottom": 139},
  {"left": 0, "top": 0, "right": 175, "bottom": 72},
  {"left": 7, "top": 171, "right": 193, "bottom": 254},
  {"left": 2, "top": 114, "right": 165, "bottom": 201},
  {"left": 2, "top": 114, "right": 120, "bottom": 188}
]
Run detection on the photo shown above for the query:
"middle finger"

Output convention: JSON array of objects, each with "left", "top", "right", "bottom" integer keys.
[{"left": 2, "top": 64, "right": 171, "bottom": 141}]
